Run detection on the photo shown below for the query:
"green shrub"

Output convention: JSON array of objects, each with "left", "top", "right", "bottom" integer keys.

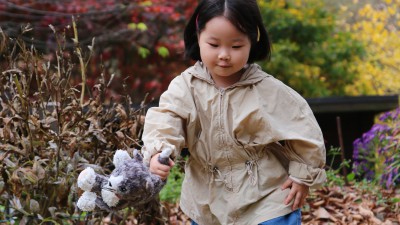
[
  {"left": 324, "top": 146, "right": 354, "bottom": 187},
  {"left": 159, "top": 158, "right": 185, "bottom": 203}
]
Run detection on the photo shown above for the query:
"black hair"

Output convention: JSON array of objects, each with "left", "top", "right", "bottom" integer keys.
[{"left": 184, "top": 0, "right": 271, "bottom": 63}]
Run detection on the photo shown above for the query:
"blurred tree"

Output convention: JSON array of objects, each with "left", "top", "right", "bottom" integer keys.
[
  {"left": 0, "top": 0, "right": 196, "bottom": 103},
  {"left": 338, "top": 0, "right": 400, "bottom": 95},
  {"left": 258, "top": 0, "right": 364, "bottom": 97},
  {"left": 4, "top": 0, "right": 396, "bottom": 100}
]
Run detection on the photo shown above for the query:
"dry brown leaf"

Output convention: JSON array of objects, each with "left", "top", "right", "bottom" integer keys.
[
  {"left": 329, "top": 197, "right": 344, "bottom": 204},
  {"left": 352, "top": 214, "right": 364, "bottom": 220},
  {"left": 116, "top": 130, "right": 125, "bottom": 139},
  {"left": 369, "top": 216, "right": 383, "bottom": 224},
  {"left": 32, "top": 159, "right": 46, "bottom": 180},
  {"left": 373, "top": 206, "right": 387, "bottom": 213},
  {"left": 302, "top": 214, "right": 312, "bottom": 221},
  {"left": 313, "top": 207, "right": 331, "bottom": 220},
  {"left": 359, "top": 205, "right": 374, "bottom": 218},
  {"left": 334, "top": 211, "right": 345, "bottom": 218},
  {"left": 382, "top": 219, "right": 394, "bottom": 225},
  {"left": 116, "top": 104, "right": 128, "bottom": 120},
  {"left": 312, "top": 199, "right": 325, "bottom": 207}
]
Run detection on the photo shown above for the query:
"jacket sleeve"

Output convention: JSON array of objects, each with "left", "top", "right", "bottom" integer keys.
[
  {"left": 141, "top": 75, "right": 193, "bottom": 166},
  {"left": 268, "top": 80, "right": 327, "bottom": 188}
]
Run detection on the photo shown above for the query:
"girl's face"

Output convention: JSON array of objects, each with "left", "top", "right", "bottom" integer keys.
[{"left": 198, "top": 16, "right": 251, "bottom": 88}]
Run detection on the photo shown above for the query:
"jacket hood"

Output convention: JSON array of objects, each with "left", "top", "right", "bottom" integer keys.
[{"left": 186, "top": 61, "right": 269, "bottom": 88}]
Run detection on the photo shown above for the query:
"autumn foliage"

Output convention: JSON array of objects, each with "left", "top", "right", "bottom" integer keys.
[
  {"left": 1, "top": 0, "right": 398, "bottom": 100},
  {"left": 0, "top": 0, "right": 196, "bottom": 103},
  {"left": 344, "top": 0, "right": 400, "bottom": 95}
]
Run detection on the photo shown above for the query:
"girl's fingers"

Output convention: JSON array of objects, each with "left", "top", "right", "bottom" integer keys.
[
  {"left": 281, "top": 178, "right": 293, "bottom": 190},
  {"left": 150, "top": 154, "right": 175, "bottom": 179},
  {"left": 283, "top": 181, "right": 309, "bottom": 210},
  {"left": 292, "top": 191, "right": 304, "bottom": 210},
  {"left": 284, "top": 188, "right": 296, "bottom": 205},
  {"left": 156, "top": 169, "right": 169, "bottom": 180},
  {"left": 151, "top": 162, "right": 174, "bottom": 180},
  {"left": 169, "top": 158, "right": 175, "bottom": 167}
]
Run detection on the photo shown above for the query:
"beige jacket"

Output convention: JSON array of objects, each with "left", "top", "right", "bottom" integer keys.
[{"left": 142, "top": 62, "right": 326, "bottom": 225}]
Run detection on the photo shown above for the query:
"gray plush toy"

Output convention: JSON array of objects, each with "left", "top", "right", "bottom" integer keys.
[{"left": 76, "top": 148, "right": 172, "bottom": 217}]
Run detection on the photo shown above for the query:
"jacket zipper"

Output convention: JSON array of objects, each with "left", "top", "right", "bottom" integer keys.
[{"left": 218, "top": 88, "right": 225, "bottom": 130}]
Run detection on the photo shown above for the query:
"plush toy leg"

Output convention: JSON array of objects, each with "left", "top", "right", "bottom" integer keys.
[
  {"left": 77, "top": 191, "right": 114, "bottom": 212},
  {"left": 77, "top": 191, "right": 97, "bottom": 211}
]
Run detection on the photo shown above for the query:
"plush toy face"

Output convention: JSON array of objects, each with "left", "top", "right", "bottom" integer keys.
[{"left": 105, "top": 157, "right": 165, "bottom": 206}]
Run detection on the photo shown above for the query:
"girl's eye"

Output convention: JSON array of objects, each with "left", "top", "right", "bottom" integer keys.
[
  {"left": 208, "top": 43, "right": 218, "bottom": 47},
  {"left": 232, "top": 46, "right": 243, "bottom": 49}
]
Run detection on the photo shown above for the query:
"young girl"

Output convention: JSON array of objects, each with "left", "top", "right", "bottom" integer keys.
[{"left": 141, "top": 0, "right": 327, "bottom": 224}]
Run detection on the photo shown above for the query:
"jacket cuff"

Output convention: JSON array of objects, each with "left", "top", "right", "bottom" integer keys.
[
  {"left": 142, "top": 140, "right": 176, "bottom": 166},
  {"left": 288, "top": 161, "right": 327, "bottom": 188}
]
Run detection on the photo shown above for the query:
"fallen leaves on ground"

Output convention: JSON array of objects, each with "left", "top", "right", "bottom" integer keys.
[
  {"left": 162, "top": 185, "right": 400, "bottom": 225},
  {"left": 302, "top": 186, "right": 400, "bottom": 225}
]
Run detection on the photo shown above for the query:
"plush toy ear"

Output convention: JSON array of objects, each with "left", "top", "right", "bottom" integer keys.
[
  {"left": 113, "top": 149, "right": 132, "bottom": 167},
  {"left": 133, "top": 149, "right": 143, "bottom": 162}
]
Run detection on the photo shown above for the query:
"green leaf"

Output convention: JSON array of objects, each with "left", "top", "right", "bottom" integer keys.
[
  {"left": 137, "top": 23, "right": 148, "bottom": 31},
  {"left": 139, "top": 1, "right": 152, "bottom": 6},
  {"left": 346, "top": 172, "right": 355, "bottom": 182},
  {"left": 157, "top": 46, "right": 169, "bottom": 58},
  {"left": 127, "top": 23, "right": 137, "bottom": 30},
  {"left": 138, "top": 47, "right": 150, "bottom": 58},
  {"left": 392, "top": 198, "right": 400, "bottom": 203}
]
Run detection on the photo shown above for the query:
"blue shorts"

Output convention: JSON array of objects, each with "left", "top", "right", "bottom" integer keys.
[{"left": 191, "top": 209, "right": 301, "bottom": 225}]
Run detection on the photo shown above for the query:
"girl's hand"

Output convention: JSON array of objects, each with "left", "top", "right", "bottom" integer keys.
[
  {"left": 149, "top": 153, "right": 175, "bottom": 180},
  {"left": 281, "top": 178, "right": 309, "bottom": 210}
]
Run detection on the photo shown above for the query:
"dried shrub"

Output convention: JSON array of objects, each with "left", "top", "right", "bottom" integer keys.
[{"left": 0, "top": 22, "right": 152, "bottom": 224}]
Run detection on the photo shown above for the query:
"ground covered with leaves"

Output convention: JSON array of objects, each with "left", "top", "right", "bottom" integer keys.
[{"left": 158, "top": 185, "right": 400, "bottom": 225}]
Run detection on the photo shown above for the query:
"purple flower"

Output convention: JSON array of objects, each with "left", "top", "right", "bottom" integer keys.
[
  {"left": 352, "top": 138, "right": 362, "bottom": 158},
  {"left": 352, "top": 107, "right": 400, "bottom": 189},
  {"left": 379, "top": 111, "right": 392, "bottom": 121},
  {"left": 385, "top": 171, "right": 393, "bottom": 189},
  {"left": 379, "top": 107, "right": 400, "bottom": 121}
]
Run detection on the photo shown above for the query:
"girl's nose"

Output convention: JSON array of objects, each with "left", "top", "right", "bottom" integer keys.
[{"left": 218, "top": 50, "right": 231, "bottom": 61}]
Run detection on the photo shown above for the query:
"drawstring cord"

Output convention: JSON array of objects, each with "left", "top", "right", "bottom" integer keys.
[
  {"left": 208, "top": 165, "right": 215, "bottom": 185},
  {"left": 206, "top": 159, "right": 258, "bottom": 188},
  {"left": 213, "top": 167, "right": 229, "bottom": 185},
  {"left": 208, "top": 165, "right": 229, "bottom": 186},
  {"left": 245, "top": 160, "right": 258, "bottom": 186}
]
